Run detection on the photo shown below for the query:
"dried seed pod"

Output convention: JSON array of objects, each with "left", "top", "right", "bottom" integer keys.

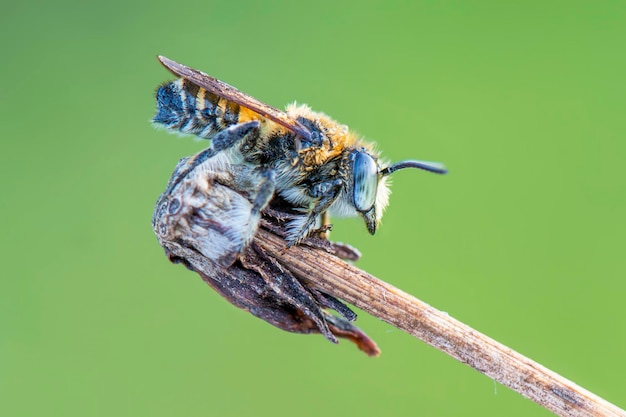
[{"left": 152, "top": 153, "right": 379, "bottom": 356}]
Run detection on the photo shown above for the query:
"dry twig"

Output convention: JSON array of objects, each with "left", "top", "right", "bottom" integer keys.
[{"left": 255, "top": 227, "right": 625, "bottom": 417}]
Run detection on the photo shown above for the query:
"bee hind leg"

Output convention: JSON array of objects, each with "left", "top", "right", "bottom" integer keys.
[{"left": 210, "top": 120, "right": 261, "bottom": 153}]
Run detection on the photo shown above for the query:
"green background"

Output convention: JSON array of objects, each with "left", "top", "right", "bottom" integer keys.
[{"left": 2, "top": 1, "right": 625, "bottom": 416}]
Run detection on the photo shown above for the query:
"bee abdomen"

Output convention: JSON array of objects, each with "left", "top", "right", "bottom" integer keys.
[{"left": 153, "top": 79, "right": 241, "bottom": 139}]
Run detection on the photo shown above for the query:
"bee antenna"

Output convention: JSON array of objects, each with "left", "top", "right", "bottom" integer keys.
[{"left": 380, "top": 160, "right": 447, "bottom": 176}]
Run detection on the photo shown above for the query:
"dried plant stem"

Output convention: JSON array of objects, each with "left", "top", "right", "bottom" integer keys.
[{"left": 256, "top": 228, "right": 625, "bottom": 417}]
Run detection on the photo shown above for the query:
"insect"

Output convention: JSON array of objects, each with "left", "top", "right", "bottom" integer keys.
[
  {"left": 153, "top": 56, "right": 446, "bottom": 250},
  {"left": 152, "top": 156, "right": 380, "bottom": 355}
]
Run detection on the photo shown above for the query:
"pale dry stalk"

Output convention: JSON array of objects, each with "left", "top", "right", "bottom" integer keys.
[{"left": 256, "top": 228, "right": 625, "bottom": 417}]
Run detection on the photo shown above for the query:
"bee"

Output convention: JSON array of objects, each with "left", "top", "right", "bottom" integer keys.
[{"left": 153, "top": 56, "right": 446, "bottom": 249}]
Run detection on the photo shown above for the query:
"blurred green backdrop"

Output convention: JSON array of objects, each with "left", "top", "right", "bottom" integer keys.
[{"left": 2, "top": 1, "right": 625, "bottom": 416}]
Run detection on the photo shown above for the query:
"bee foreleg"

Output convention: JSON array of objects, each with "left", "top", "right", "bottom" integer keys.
[
  {"left": 285, "top": 179, "right": 343, "bottom": 246},
  {"left": 314, "top": 211, "right": 332, "bottom": 240},
  {"left": 210, "top": 120, "right": 261, "bottom": 153},
  {"left": 309, "top": 179, "right": 343, "bottom": 199}
]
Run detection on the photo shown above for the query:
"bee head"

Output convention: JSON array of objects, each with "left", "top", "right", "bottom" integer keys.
[{"left": 351, "top": 150, "right": 447, "bottom": 235}]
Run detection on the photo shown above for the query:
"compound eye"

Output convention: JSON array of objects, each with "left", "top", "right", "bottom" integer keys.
[{"left": 353, "top": 152, "right": 378, "bottom": 212}]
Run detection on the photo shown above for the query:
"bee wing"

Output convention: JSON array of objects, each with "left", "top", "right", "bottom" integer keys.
[{"left": 157, "top": 56, "right": 312, "bottom": 141}]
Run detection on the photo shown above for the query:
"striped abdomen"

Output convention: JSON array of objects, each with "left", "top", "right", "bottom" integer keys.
[{"left": 154, "top": 79, "right": 259, "bottom": 139}]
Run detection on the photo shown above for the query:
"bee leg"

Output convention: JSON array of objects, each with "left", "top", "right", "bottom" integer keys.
[
  {"left": 222, "top": 168, "right": 276, "bottom": 265},
  {"left": 250, "top": 169, "right": 276, "bottom": 216},
  {"left": 321, "top": 211, "right": 331, "bottom": 227},
  {"left": 314, "top": 211, "right": 332, "bottom": 239},
  {"left": 210, "top": 120, "right": 260, "bottom": 153},
  {"left": 285, "top": 179, "right": 343, "bottom": 246},
  {"left": 159, "top": 121, "right": 261, "bottom": 198}
]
